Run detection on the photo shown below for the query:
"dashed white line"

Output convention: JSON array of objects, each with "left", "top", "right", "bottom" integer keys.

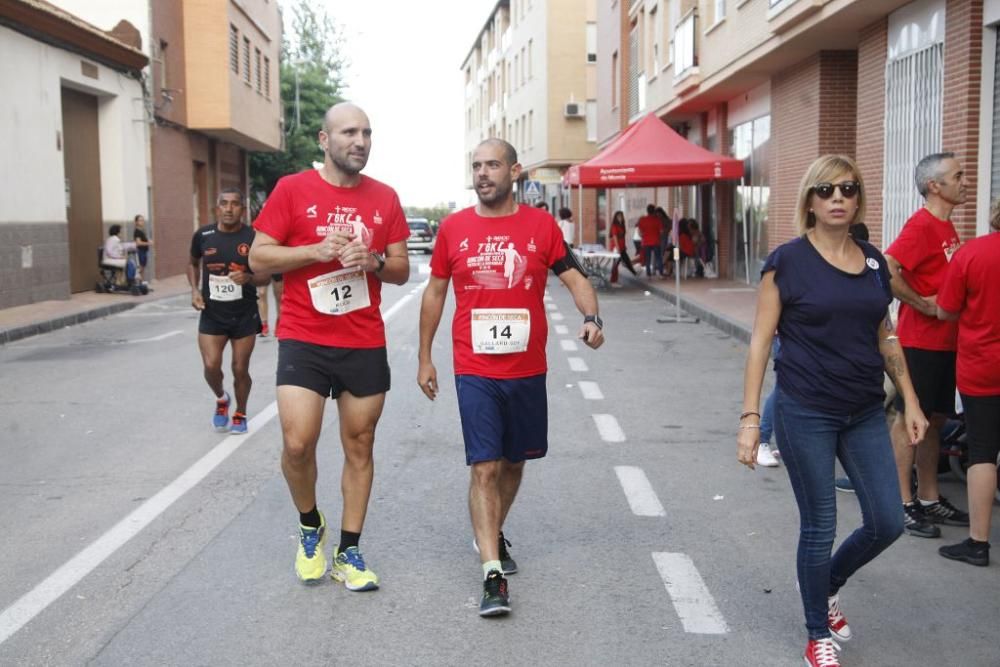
[
  {"left": 592, "top": 414, "right": 625, "bottom": 442},
  {"left": 651, "top": 552, "right": 730, "bottom": 635},
  {"left": 560, "top": 339, "right": 579, "bottom": 352},
  {"left": 550, "top": 312, "right": 564, "bottom": 321},
  {"left": 578, "top": 381, "right": 604, "bottom": 400},
  {"left": 545, "top": 303, "right": 558, "bottom": 311},
  {"left": 554, "top": 324, "right": 569, "bottom": 335},
  {"left": 567, "top": 357, "right": 589, "bottom": 372},
  {"left": 614, "top": 466, "right": 665, "bottom": 516}
]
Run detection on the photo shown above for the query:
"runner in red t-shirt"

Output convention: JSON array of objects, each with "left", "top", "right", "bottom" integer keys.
[
  {"left": 883, "top": 152, "right": 969, "bottom": 535},
  {"left": 935, "top": 207, "right": 1000, "bottom": 566},
  {"left": 250, "top": 103, "right": 410, "bottom": 590},
  {"left": 417, "top": 138, "right": 605, "bottom": 617}
]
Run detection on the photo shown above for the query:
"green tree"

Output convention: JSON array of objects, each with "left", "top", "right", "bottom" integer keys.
[
  {"left": 248, "top": 1, "right": 347, "bottom": 213},
  {"left": 404, "top": 204, "right": 454, "bottom": 225}
]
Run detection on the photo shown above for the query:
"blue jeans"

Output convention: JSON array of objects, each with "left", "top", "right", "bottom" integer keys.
[
  {"left": 774, "top": 388, "right": 904, "bottom": 640},
  {"left": 642, "top": 244, "right": 663, "bottom": 275}
]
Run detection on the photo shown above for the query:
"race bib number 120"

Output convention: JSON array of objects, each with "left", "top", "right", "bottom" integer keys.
[
  {"left": 308, "top": 267, "right": 371, "bottom": 315},
  {"left": 208, "top": 274, "right": 240, "bottom": 302},
  {"left": 471, "top": 308, "right": 530, "bottom": 354}
]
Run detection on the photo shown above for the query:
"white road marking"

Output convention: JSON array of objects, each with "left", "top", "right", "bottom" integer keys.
[
  {"left": 592, "top": 414, "right": 625, "bottom": 442},
  {"left": 567, "top": 357, "right": 589, "bottom": 372},
  {"left": 554, "top": 324, "right": 569, "bottom": 335},
  {"left": 550, "top": 312, "right": 564, "bottom": 321},
  {"left": 418, "top": 263, "right": 431, "bottom": 274},
  {"left": 578, "top": 381, "right": 604, "bottom": 400},
  {"left": 651, "top": 552, "right": 730, "bottom": 634},
  {"left": 614, "top": 466, "right": 665, "bottom": 516},
  {"left": 560, "top": 339, "right": 578, "bottom": 352},
  {"left": 545, "top": 303, "right": 558, "bottom": 311},
  {"left": 128, "top": 330, "right": 184, "bottom": 343},
  {"left": 0, "top": 290, "right": 421, "bottom": 647},
  {"left": 381, "top": 279, "right": 428, "bottom": 321}
]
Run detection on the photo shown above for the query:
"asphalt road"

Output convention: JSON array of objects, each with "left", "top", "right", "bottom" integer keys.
[{"left": 1, "top": 259, "right": 997, "bottom": 666}]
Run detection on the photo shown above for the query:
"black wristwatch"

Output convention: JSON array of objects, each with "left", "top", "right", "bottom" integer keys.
[
  {"left": 583, "top": 314, "right": 603, "bottom": 330},
  {"left": 369, "top": 252, "right": 385, "bottom": 273}
]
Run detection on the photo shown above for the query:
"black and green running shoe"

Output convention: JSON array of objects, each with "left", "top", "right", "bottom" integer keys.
[{"left": 479, "top": 570, "right": 511, "bottom": 617}]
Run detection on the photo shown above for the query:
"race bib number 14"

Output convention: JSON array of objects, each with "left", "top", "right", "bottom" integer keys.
[{"left": 471, "top": 308, "right": 530, "bottom": 354}]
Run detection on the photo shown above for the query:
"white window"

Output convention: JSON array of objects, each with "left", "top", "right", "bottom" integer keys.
[
  {"left": 650, "top": 5, "right": 660, "bottom": 73},
  {"left": 586, "top": 100, "right": 597, "bottom": 142},
  {"left": 528, "top": 39, "right": 533, "bottom": 79},
  {"left": 586, "top": 22, "right": 597, "bottom": 63},
  {"left": 528, "top": 110, "right": 534, "bottom": 148},
  {"left": 714, "top": 0, "right": 726, "bottom": 23}
]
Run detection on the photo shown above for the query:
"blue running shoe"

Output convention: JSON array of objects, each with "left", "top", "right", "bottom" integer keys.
[
  {"left": 212, "top": 392, "right": 230, "bottom": 432},
  {"left": 230, "top": 412, "right": 247, "bottom": 434}
]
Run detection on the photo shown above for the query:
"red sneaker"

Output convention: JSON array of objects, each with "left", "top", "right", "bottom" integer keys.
[
  {"left": 260, "top": 323, "right": 269, "bottom": 336},
  {"left": 804, "top": 638, "right": 840, "bottom": 666},
  {"left": 827, "top": 594, "right": 851, "bottom": 642}
]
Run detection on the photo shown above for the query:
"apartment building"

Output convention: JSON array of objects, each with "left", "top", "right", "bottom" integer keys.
[
  {"left": 463, "top": 0, "right": 599, "bottom": 220},
  {"left": 0, "top": 0, "right": 149, "bottom": 308},
  {"left": 599, "top": 0, "right": 997, "bottom": 283},
  {"left": 48, "top": 0, "right": 283, "bottom": 281}
]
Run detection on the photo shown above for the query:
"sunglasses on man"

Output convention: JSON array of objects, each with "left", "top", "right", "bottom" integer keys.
[{"left": 810, "top": 181, "right": 860, "bottom": 199}]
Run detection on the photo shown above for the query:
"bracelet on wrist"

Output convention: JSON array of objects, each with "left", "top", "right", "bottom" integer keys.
[
  {"left": 739, "top": 411, "right": 761, "bottom": 421},
  {"left": 739, "top": 425, "right": 761, "bottom": 430}
]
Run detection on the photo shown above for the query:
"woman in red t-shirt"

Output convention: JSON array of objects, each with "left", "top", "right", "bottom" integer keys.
[
  {"left": 608, "top": 210, "right": 637, "bottom": 283},
  {"left": 935, "top": 202, "right": 1000, "bottom": 567}
]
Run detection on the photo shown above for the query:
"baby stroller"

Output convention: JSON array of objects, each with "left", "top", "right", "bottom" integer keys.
[{"left": 95, "top": 247, "right": 148, "bottom": 296}]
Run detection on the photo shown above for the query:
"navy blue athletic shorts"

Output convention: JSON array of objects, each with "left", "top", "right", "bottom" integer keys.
[{"left": 455, "top": 373, "right": 548, "bottom": 465}]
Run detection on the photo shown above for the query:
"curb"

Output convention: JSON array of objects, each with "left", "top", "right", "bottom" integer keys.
[
  {"left": 625, "top": 277, "right": 752, "bottom": 344},
  {"left": 0, "top": 289, "right": 188, "bottom": 346}
]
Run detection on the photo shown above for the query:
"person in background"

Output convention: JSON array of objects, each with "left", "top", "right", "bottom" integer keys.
[
  {"left": 655, "top": 206, "right": 674, "bottom": 278},
  {"left": 535, "top": 201, "right": 549, "bottom": 212},
  {"left": 257, "top": 273, "right": 284, "bottom": 337},
  {"left": 934, "top": 199, "right": 1000, "bottom": 566},
  {"left": 884, "top": 152, "right": 970, "bottom": 538},
  {"left": 738, "top": 155, "right": 927, "bottom": 667},
  {"left": 133, "top": 214, "right": 153, "bottom": 283},
  {"left": 637, "top": 204, "right": 663, "bottom": 277},
  {"left": 558, "top": 207, "right": 576, "bottom": 248},
  {"left": 608, "top": 210, "right": 637, "bottom": 285}
]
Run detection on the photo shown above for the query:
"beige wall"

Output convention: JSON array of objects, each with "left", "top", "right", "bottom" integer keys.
[
  {"left": 542, "top": 0, "right": 596, "bottom": 167},
  {"left": 183, "top": 0, "right": 281, "bottom": 151}
]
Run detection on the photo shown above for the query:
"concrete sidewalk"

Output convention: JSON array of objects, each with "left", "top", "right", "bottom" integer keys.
[
  {"left": 0, "top": 270, "right": 760, "bottom": 346},
  {"left": 622, "top": 272, "right": 758, "bottom": 342},
  {"left": 0, "top": 274, "right": 191, "bottom": 345}
]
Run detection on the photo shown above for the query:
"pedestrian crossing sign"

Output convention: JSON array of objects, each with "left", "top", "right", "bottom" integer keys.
[{"left": 522, "top": 180, "right": 542, "bottom": 200}]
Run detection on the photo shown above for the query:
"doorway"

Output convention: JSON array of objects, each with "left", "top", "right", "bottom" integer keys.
[{"left": 61, "top": 87, "right": 103, "bottom": 292}]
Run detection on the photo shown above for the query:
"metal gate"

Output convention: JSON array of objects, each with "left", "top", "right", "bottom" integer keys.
[{"left": 882, "top": 42, "right": 943, "bottom": 247}]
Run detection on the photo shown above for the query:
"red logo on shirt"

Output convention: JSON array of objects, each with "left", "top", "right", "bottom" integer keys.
[{"left": 238, "top": 243, "right": 250, "bottom": 256}]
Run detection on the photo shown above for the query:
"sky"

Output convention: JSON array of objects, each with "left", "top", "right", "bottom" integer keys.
[{"left": 305, "top": 0, "right": 499, "bottom": 210}]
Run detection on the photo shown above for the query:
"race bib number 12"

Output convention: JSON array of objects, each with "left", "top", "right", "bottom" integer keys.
[
  {"left": 308, "top": 267, "right": 371, "bottom": 315},
  {"left": 471, "top": 308, "right": 530, "bottom": 354}
]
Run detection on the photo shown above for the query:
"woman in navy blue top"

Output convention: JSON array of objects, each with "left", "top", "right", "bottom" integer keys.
[{"left": 737, "top": 155, "right": 928, "bottom": 667}]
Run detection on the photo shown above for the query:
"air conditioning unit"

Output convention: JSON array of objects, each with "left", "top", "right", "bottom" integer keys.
[{"left": 564, "top": 102, "right": 584, "bottom": 118}]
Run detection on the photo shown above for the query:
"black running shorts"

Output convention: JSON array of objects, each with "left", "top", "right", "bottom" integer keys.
[
  {"left": 276, "top": 339, "right": 390, "bottom": 398},
  {"left": 894, "top": 347, "right": 956, "bottom": 416},
  {"left": 198, "top": 307, "right": 261, "bottom": 339}
]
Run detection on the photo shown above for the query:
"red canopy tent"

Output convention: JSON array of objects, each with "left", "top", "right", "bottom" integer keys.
[
  {"left": 562, "top": 113, "right": 747, "bottom": 316},
  {"left": 563, "top": 112, "right": 744, "bottom": 186}
]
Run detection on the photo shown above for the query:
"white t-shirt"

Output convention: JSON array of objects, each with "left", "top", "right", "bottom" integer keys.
[{"left": 559, "top": 219, "right": 575, "bottom": 245}]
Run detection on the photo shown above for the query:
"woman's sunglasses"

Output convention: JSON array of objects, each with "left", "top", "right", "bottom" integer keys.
[{"left": 811, "top": 181, "right": 860, "bottom": 199}]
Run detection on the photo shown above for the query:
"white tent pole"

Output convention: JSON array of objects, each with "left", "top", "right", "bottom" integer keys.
[{"left": 577, "top": 184, "right": 583, "bottom": 247}]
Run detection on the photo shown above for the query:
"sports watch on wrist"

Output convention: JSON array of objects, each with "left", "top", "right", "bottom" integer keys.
[
  {"left": 369, "top": 251, "right": 385, "bottom": 273},
  {"left": 583, "top": 314, "right": 603, "bottom": 330}
]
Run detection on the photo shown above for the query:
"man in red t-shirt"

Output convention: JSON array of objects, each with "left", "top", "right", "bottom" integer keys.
[
  {"left": 250, "top": 103, "right": 410, "bottom": 590},
  {"left": 637, "top": 204, "right": 663, "bottom": 277},
  {"left": 417, "top": 138, "right": 604, "bottom": 617},
  {"left": 935, "top": 205, "right": 1000, "bottom": 566},
  {"left": 884, "top": 152, "right": 969, "bottom": 537}
]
